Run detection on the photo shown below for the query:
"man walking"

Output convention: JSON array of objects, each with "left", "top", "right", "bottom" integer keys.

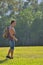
[{"left": 6, "top": 20, "right": 18, "bottom": 59}]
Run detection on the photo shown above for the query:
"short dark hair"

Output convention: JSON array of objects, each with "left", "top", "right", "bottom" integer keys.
[{"left": 11, "top": 20, "right": 16, "bottom": 24}]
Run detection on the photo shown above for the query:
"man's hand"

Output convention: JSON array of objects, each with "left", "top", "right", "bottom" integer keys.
[{"left": 15, "top": 38, "right": 18, "bottom": 42}]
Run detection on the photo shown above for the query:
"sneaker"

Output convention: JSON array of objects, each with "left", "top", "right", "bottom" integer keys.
[
  {"left": 6, "top": 56, "right": 11, "bottom": 59},
  {"left": 10, "top": 57, "right": 13, "bottom": 59}
]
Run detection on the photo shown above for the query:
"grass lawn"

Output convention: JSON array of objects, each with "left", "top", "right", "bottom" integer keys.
[{"left": 0, "top": 46, "right": 43, "bottom": 65}]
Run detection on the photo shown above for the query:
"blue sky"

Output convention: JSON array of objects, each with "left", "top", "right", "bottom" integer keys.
[{"left": 38, "top": 0, "right": 41, "bottom": 4}]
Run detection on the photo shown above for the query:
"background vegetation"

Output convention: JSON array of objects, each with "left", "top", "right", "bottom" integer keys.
[{"left": 0, "top": 0, "right": 43, "bottom": 46}]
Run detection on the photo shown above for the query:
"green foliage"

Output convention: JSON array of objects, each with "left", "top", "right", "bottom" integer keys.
[{"left": 0, "top": 0, "right": 43, "bottom": 46}]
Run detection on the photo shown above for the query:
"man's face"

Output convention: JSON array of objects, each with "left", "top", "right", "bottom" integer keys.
[{"left": 12, "top": 22, "right": 16, "bottom": 27}]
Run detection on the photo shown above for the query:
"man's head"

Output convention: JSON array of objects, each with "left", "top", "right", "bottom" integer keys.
[{"left": 11, "top": 20, "right": 16, "bottom": 27}]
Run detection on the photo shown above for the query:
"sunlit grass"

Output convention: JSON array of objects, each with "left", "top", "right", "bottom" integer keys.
[{"left": 0, "top": 46, "right": 43, "bottom": 65}]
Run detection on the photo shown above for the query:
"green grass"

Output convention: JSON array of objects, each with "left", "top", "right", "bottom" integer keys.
[{"left": 0, "top": 46, "right": 43, "bottom": 65}]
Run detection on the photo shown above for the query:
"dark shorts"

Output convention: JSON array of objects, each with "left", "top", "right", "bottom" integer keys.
[{"left": 9, "top": 40, "right": 15, "bottom": 50}]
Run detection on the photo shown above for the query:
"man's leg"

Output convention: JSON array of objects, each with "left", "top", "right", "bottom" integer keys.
[
  {"left": 10, "top": 40, "right": 15, "bottom": 58},
  {"left": 11, "top": 49, "right": 14, "bottom": 58},
  {"left": 7, "top": 49, "right": 11, "bottom": 56},
  {"left": 6, "top": 40, "right": 15, "bottom": 59},
  {"left": 6, "top": 48, "right": 11, "bottom": 58}
]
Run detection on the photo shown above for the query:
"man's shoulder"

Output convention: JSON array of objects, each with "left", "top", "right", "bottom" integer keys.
[
  {"left": 9, "top": 26, "right": 14, "bottom": 31},
  {"left": 9, "top": 26, "right": 12, "bottom": 29}
]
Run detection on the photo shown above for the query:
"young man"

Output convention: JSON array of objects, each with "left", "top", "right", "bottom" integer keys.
[{"left": 6, "top": 20, "right": 18, "bottom": 59}]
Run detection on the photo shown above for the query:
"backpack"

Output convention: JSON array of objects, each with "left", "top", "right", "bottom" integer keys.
[{"left": 3, "top": 27, "right": 9, "bottom": 39}]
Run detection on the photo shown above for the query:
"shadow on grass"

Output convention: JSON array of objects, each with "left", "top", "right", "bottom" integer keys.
[{"left": 0, "top": 58, "right": 8, "bottom": 64}]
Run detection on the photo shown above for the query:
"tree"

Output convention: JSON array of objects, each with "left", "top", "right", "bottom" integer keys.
[{"left": 0, "top": 0, "right": 43, "bottom": 46}]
